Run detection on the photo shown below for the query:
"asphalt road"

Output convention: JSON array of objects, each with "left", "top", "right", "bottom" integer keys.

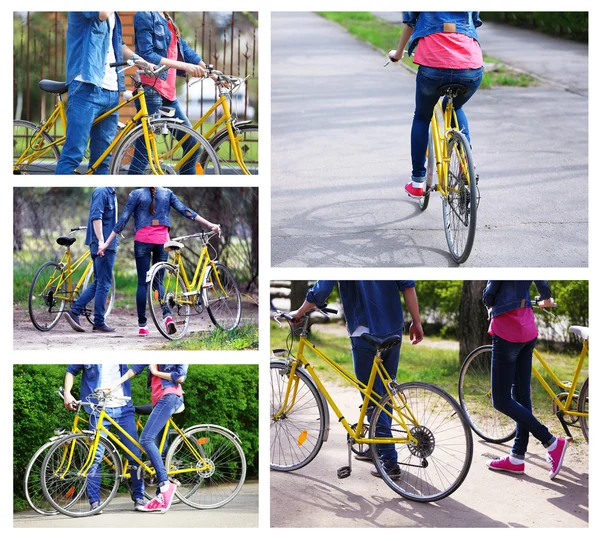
[{"left": 271, "top": 13, "right": 588, "bottom": 267}]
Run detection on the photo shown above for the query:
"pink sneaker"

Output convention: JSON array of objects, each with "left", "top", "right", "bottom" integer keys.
[
  {"left": 547, "top": 437, "right": 568, "bottom": 480},
  {"left": 486, "top": 456, "right": 525, "bottom": 474},
  {"left": 139, "top": 482, "right": 177, "bottom": 513},
  {"left": 138, "top": 327, "right": 150, "bottom": 336},
  {"left": 405, "top": 182, "right": 424, "bottom": 199},
  {"left": 164, "top": 316, "right": 177, "bottom": 335}
]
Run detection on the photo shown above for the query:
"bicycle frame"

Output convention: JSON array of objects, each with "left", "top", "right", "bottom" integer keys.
[
  {"left": 42, "top": 248, "right": 92, "bottom": 305},
  {"left": 275, "top": 336, "right": 419, "bottom": 447}
]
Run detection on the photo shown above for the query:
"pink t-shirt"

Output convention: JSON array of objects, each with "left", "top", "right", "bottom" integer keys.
[
  {"left": 140, "top": 19, "right": 179, "bottom": 101},
  {"left": 489, "top": 307, "right": 538, "bottom": 343},
  {"left": 414, "top": 33, "right": 483, "bottom": 70},
  {"left": 135, "top": 225, "right": 170, "bottom": 244},
  {"left": 151, "top": 374, "right": 183, "bottom": 406}
]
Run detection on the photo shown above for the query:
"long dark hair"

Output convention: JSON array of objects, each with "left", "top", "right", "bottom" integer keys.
[
  {"left": 162, "top": 12, "right": 181, "bottom": 38},
  {"left": 149, "top": 187, "right": 156, "bottom": 215}
]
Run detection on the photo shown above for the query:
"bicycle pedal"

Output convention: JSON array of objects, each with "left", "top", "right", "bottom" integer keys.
[{"left": 337, "top": 466, "right": 351, "bottom": 479}]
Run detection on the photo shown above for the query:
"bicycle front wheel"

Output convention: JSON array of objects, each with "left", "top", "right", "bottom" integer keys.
[
  {"left": 204, "top": 263, "right": 242, "bottom": 331},
  {"left": 166, "top": 425, "right": 246, "bottom": 509},
  {"left": 28, "top": 261, "right": 66, "bottom": 331},
  {"left": 147, "top": 262, "right": 190, "bottom": 340},
  {"left": 203, "top": 124, "right": 258, "bottom": 175},
  {"left": 81, "top": 266, "right": 116, "bottom": 326},
  {"left": 459, "top": 345, "right": 516, "bottom": 443},
  {"left": 109, "top": 120, "right": 221, "bottom": 175},
  {"left": 370, "top": 382, "right": 473, "bottom": 502},
  {"left": 24, "top": 441, "right": 60, "bottom": 515},
  {"left": 442, "top": 131, "right": 477, "bottom": 264},
  {"left": 579, "top": 377, "right": 589, "bottom": 443},
  {"left": 41, "top": 433, "right": 121, "bottom": 517},
  {"left": 13, "top": 119, "right": 61, "bottom": 175},
  {"left": 270, "top": 360, "right": 326, "bottom": 471}
]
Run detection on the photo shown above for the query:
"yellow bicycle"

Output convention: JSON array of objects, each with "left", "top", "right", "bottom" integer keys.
[
  {"left": 146, "top": 230, "right": 242, "bottom": 340},
  {"left": 271, "top": 307, "right": 473, "bottom": 502},
  {"left": 28, "top": 226, "right": 115, "bottom": 331}
]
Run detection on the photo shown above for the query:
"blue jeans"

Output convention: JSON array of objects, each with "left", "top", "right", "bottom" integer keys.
[
  {"left": 71, "top": 245, "right": 115, "bottom": 327},
  {"left": 134, "top": 241, "right": 170, "bottom": 326},
  {"left": 55, "top": 81, "right": 119, "bottom": 175},
  {"left": 140, "top": 393, "right": 184, "bottom": 486},
  {"left": 411, "top": 65, "right": 482, "bottom": 179},
  {"left": 87, "top": 407, "right": 145, "bottom": 504},
  {"left": 128, "top": 87, "right": 199, "bottom": 175},
  {"left": 350, "top": 336, "right": 401, "bottom": 466},
  {"left": 491, "top": 335, "right": 554, "bottom": 458}
]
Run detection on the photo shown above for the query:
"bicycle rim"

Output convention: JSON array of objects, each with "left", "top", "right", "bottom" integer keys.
[
  {"left": 205, "top": 263, "right": 242, "bottom": 331},
  {"left": 370, "top": 382, "right": 473, "bottom": 502},
  {"left": 28, "top": 261, "right": 66, "bottom": 331},
  {"left": 147, "top": 263, "right": 190, "bottom": 340},
  {"left": 204, "top": 124, "right": 258, "bottom": 175},
  {"left": 270, "top": 360, "right": 326, "bottom": 471},
  {"left": 579, "top": 378, "right": 589, "bottom": 443},
  {"left": 24, "top": 441, "right": 59, "bottom": 515},
  {"left": 13, "top": 120, "right": 60, "bottom": 174}
]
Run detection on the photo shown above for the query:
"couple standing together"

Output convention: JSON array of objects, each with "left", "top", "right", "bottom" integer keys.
[{"left": 64, "top": 187, "right": 220, "bottom": 336}]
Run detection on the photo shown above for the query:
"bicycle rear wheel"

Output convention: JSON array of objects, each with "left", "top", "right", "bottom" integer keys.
[
  {"left": 166, "top": 425, "right": 246, "bottom": 509},
  {"left": 28, "top": 261, "right": 66, "bottom": 331},
  {"left": 13, "top": 120, "right": 61, "bottom": 174},
  {"left": 204, "top": 263, "right": 242, "bottom": 331},
  {"left": 459, "top": 345, "right": 516, "bottom": 443},
  {"left": 109, "top": 120, "right": 221, "bottom": 175},
  {"left": 147, "top": 262, "right": 190, "bottom": 340},
  {"left": 270, "top": 360, "right": 327, "bottom": 471},
  {"left": 578, "top": 377, "right": 589, "bottom": 443},
  {"left": 202, "top": 124, "right": 258, "bottom": 175},
  {"left": 370, "top": 382, "right": 473, "bottom": 502},
  {"left": 443, "top": 131, "right": 477, "bottom": 264},
  {"left": 81, "top": 266, "right": 116, "bottom": 326},
  {"left": 24, "top": 441, "right": 59, "bottom": 515}
]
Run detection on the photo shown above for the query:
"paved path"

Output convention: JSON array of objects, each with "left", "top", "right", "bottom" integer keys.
[
  {"left": 271, "top": 13, "right": 588, "bottom": 267},
  {"left": 14, "top": 483, "right": 258, "bottom": 528},
  {"left": 270, "top": 382, "right": 588, "bottom": 528}
]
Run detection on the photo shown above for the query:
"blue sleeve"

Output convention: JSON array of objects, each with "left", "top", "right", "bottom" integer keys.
[
  {"left": 396, "top": 280, "right": 416, "bottom": 291},
  {"left": 89, "top": 189, "right": 107, "bottom": 222},
  {"left": 403, "top": 12, "right": 419, "bottom": 27},
  {"left": 130, "top": 365, "right": 148, "bottom": 376},
  {"left": 534, "top": 281, "right": 552, "bottom": 300},
  {"left": 472, "top": 12, "right": 483, "bottom": 28},
  {"left": 306, "top": 281, "right": 336, "bottom": 308},
  {"left": 66, "top": 365, "right": 83, "bottom": 376},
  {"left": 170, "top": 365, "right": 188, "bottom": 383},
  {"left": 169, "top": 190, "right": 198, "bottom": 221},
  {"left": 134, "top": 12, "right": 166, "bottom": 66},
  {"left": 114, "top": 191, "right": 137, "bottom": 233},
  {"left": 179, "top": 36, "right": 202, "bottom": 65},
  {"left": 482, "top": 281, "right": 501, "bottom": 307},
  {"left": 81, "top": 12, "right": 100, "bottom": 20}
]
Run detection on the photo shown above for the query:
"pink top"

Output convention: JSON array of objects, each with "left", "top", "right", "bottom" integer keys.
[
  {"left": 414, "top": 33, "right": 483, "bottom": 70},
  {"left": 140, "top": 19, "right": 179, "bottom": 101},
  {"left": 489, "top": 307, "right": 538, "bottom": 343},
  {"left": 135, "top": 225, "right": 170, "bottom": 244},
  {"left": 151, "top": 374, "right": 183, "bottom": 406}
]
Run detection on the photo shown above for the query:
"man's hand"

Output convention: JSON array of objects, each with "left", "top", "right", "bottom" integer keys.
[
  {"left": 97, "top": 241, "right": 108, "bottom": 256},
  {"left": 409, "top": 321, "right": 424, "bottom": 345},
  {"left": 64, "top": 390, "right": 77, "bottom": 411}
]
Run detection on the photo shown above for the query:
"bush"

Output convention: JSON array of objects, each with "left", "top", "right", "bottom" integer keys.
[{"left": 481, "top": 12, "right": 588, "bottom": 43}]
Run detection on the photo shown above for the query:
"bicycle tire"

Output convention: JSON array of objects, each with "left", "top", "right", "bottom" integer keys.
[
  {"left": 270, "top": 360, "right": 327, "bottom": 471},
  {"left": 442, "top": 130, "right": 477, "bottom": 264},
  {"left": 419, "top": 128, "right": 435, "bottom": 211},
  {"left": 578, "top": 377, "right": 589, "bottom": 443},
  {"left": 13, "top": 119, "right": 61, "bottom": 175},
  {"left": 165, "top": 425, "right": 246, "bottom": 509},
  {"left": 41, "top": 432, "right": 121, "bottom": 517},
  {"left": 204, "top": 263, "right": 242, "bottom": 331},
  {"left": 23, "top": 440, "right": 60, "bottom": 515},
  {"left": 28, "top": 261, "right": 66, "bottom": 331},
  {"left": 147, "top": 262, "right": 190, "bottom": 340},
  {"left": 81, "top": 266, "right": 116, "bottom": 326},
  {"left": 201, "top": 123, "right": 258, "bottom": 175},
  {"left": 458, "top": 345, "right": 516, "bottom": 443},
  {"left": 370, "top": 381, "right": 473, "bottom": 502},
  {"left": 109, "top": 119, "right": 221, "bottom": 175}
]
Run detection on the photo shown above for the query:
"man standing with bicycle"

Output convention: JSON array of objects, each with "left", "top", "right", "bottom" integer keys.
[
  {"left": 63, "top": 364, "right": 146, "bottom": 512},
  {"left": 54, "top": 12, "right": 151, "bottom": 175},
  {"left": 65, "top": 187, "right": 118, "bottom": 332}
]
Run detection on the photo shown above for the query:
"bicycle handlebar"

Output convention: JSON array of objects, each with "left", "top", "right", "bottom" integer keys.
[
  {"left": 172, "top": 230, "right": 220, "bottom": 243},
  {"left": 69, "top": 226, "right": 87, "bottom": 232}
]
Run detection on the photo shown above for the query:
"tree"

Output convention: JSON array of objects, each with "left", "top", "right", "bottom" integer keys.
[{"left": 458, "top": 281, "right": 489, "bottom": 362}]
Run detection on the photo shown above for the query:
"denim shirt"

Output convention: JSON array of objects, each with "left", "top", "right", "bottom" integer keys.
[
  {"left": 86, "top": 187, "right": 118, "bottom": 251},
  {"left": 66, "top": 364, "right": 133, "bottom": 414},
  {"left": 134, "top": 11, "right": 202, "bottom": 81},
  {"left": 130, "top": 364, "right": 188, "bottom": 390},
  {"left": 482, "top": 281, "right": 552, "bottom": 318},
  {"left": 306, "top": 280, "right": 416, "bottom": 337},
  {"left": 403, "top": 12, "right": 482, "bottom": 56},
  {"left": 113, "top": 188, "right": 198, "bottom": 234},
  {"left": 65, "top": 12, "right": 126, "bottom": 92}
]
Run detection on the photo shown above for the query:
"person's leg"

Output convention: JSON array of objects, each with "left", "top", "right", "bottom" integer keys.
[
  {"left": 88, "top": 89, "right": 120, "bottom": 174},
  {"left": 167, "top": 97, "right": 200, "bottom": 175},
  {"left": 86, "top": 411, "right": 108, "bottom": 506},
  {"left": 446, "top": 67, "right": 483, "bottom": 144},
  {"left": 114, "top": 408, "right": 145, "bottom": 502},
  {"left": 128, "top": 87, "right": 164, "bottom": 175},
  {"left": 92, "top": 249, "right": 116, "bottom": 328},
  {"left": 134, "top": 241, "right": 152, "bottom": 328},
  {"left": 151, "top": 244, "right": 172, "bottom": 320}
]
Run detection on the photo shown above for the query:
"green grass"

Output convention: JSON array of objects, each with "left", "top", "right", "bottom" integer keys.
[{"left": 170, "top": 323, "right": 258, "bottom": 350}]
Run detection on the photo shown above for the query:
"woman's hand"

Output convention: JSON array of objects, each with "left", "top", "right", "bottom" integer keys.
[
  {"left": 149, "top": 364, "right": 160, "bottom": 375},
  {"left": 539, "top": 297, "right": 557, "bottom": 309},
  {"left": 182, "top": 62, "right": 206, "bottom": 78},
  {"left": 209, "top": 223, "right": 221, "bottom": 237},
  {"left": 388, "top": 49, "right": 404, "bottom": 62}
]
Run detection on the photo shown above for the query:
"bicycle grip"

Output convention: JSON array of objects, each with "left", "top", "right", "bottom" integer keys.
[
  {"left": 109, "top": 61, "right": 130, "bottom": 68},
  {"left": 322, "top": 307, "right": 338, "bottom": 315}
]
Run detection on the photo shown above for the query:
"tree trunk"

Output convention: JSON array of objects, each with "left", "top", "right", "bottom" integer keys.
[
  {"left": 289, "top": 281, "right": 309, "bottom": 311},
  {"left": 458, "top": 281, "right": 490, "bottom": 363},
  {"left": 13, "top": 189, "right": 24, "bottom": 251}
]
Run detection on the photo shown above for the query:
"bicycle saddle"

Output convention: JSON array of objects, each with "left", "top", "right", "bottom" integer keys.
[
  {"left": 437, "top": 83, "right": 468, "bottom": 96},
  {"left": 569, "top": 326, "right": 589, "bottom": 340},
  {"left": 360, "top": 333, "right": 403, "bottom": 351},
  {"left": 134, "top": 403, "right": 153, "bottom": 415},
  {"left": 164, "top": 240, "right": 184, "bottom": 252},
  {"left": 56, "top": 236, "right": 76, "bottom": 247},
  {"left": 39, "top": 79, "right": 69, "bottom": 95}
]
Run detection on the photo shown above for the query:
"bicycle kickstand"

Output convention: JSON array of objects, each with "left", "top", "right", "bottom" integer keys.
[
  {"left": 337, "top": 440, "right": 353, "bottom": 479},
  {"left": 556, "top": 411, "right": 574, "bottom": 441}
]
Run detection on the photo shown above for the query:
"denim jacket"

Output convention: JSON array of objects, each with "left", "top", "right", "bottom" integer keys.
[
  {"left": 113, "top": 187, "right": 198, "bottom": 234},
  {"left": 306, "top": 280, "right": 416, "bottom": 337},
  {"left": 134, "top": 11, "right": 202, "bottom": 81},
  {"left": 130, "top": 364, "right": 188, "bottom": 390},
  {"left": 86, "top": 187, "right": 118, "bottom": 251},
  {"left": 66, "top": 364, "right": 133, "bottom": 413},
  {"left": 482, "top": 281, "right": 552, "bottom": 318},
  {"left": 65, "top": 12, "right": 126, "bottom": 91},
  {"left": 403, "top": 12, "right": 482, "bottom": 56}
]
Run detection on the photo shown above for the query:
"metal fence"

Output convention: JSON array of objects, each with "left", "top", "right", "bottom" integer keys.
[{"left": 13, "top": 12, "right": 258, "bottom": 126}]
